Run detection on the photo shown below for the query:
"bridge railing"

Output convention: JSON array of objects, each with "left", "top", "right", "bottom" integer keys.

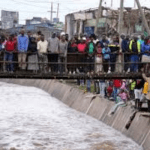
[{"left": 0, "top": 51, "right": 149, "bottom": 78}]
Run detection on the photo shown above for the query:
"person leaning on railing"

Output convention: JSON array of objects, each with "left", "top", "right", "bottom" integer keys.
[
  {"left": 58, "top": 33, "right": 68, "bottom": 74},
  {"left": 67, "top": 37, "right": 78, "bottom": 74},
  {"left": 47, "top": 32, "right": 59, "bottom": 73},
  {"left": 121, "top": 34, "right": 130, "bottom": 72},
  {"left": 17, "top": 29, "right": 29, "bottom": 71},
  {"left": 108, "top": 37, "right": 120, "bottom": 73},
  {"left": 37, "top": 34, "right": 48, "bottom": 73},
  {"left": 77, "top": 37, "right": 87, "bottom": 74},
  {"left": 86, "top": 35, "right": 96, "bottom": 75},
  {"left": 141, "top": 37, "right": 150, "bottom": 73},
  {"left": 95, "top": 41, "right": 103, "bottom": 74},
  {"left": 27, "top": 37, "right": 39, "bottom": 72},
  {"left": 4, "top": 35, "right": 16, "bottom": 73},
  {"left": 129, "top": 36, "right": 141, "bottom": 73}
]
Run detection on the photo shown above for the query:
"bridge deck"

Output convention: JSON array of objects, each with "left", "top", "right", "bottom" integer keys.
[{"left": 0, "top": 72, "right": 146, "bottom": 79}]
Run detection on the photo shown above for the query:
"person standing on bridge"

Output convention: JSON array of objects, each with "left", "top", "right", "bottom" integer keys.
[
  {"left": 17, "top": 29, "right": 29, "bottom": 70},
  {"left": 48, "top": 32, "right": 59, "bottom": 73},
  {"left": 141, "top": 37, "right": 150, "bottom": 73},
  {"left": 37, "top": 34, "right": 48, "bottom": 73},
  {"left": 58, "top": 34, "right": 68, "bottom": 74},
  {"left": 4, "top": 35, "right": 16, "bottom": 73},
  {"left": 121, "top": 35, "right": 130, "bottom": 72},
  {"left": 129, "top": 36, "right": 141, "bottom": 72}
]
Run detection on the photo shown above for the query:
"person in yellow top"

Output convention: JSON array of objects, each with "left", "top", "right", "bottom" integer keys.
[
  {"left": 129, "top": 36, "right": 141, "bottom": 72},
  {"left": 140, "top": 74, "right": 150, "bottom": 111}
]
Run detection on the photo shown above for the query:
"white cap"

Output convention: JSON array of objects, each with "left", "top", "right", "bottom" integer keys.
[
  {"left": 82, "top": 37, "right": 86, "bottom": 41},
  {"left": 60, "top": 32, "right": 65, "bottom": 36}
]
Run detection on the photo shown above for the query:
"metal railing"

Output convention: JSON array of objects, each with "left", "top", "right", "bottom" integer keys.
[{"left": 0, "top": 51, "right": 149, "bottom": 79}]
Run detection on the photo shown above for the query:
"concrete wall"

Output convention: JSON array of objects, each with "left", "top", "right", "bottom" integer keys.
[{"left": 1, "top": 79, "right": 150, "bottom": 150}]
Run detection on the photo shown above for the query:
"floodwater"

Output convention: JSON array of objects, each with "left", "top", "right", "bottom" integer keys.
[{"left": 0, "top": 82, "right": 143, "bottom": 150}]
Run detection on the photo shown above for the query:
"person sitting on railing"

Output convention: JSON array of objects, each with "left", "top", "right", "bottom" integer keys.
[
  {"left": 102, "top": 43, "right": 111, "bottom": 73},
  {"left": 48, "top": 32, "right": 59, "bottom": 73},
  {"left": 77, "top": 37, "right": 87, "bottom": 74},
  {"left": 86, "top": 35, "right": 96, "bottom": 75},
  {"left": 109, "top": 36, "right": 120, "bottom": 73},
  {"left": 17, "top": 29, "right": 29, "bottom": 71},
  {"left": 141, "top": 37, "right": 150, "bottom": 73},
  {"left": 67, "top": 37, "right": 78, "bottom": 74},
  {"left": 129, "top": 36, "right": 141, "bottom": 72},
  {"left": 95, "top": 41, "right": 103, "bottom": 74},
  {"left": 121, "top": 35, "right": 130, "bottom": 72},
  {"left": 27, "top": 37, "right": 39, "bottom": 73},
  {"left": 4, "top": 35, "right": 16, "bottom": 73},
  {"left": 37, "top": 34, "right": 48, "bottom": 73},
  {"left": 58, "top": 34, "right": 68, "bottom": 74}
]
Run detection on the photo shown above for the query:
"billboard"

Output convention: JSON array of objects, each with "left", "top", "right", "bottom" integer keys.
[{"left": 1, "top": 10, "right": 19, "bottom": 29}]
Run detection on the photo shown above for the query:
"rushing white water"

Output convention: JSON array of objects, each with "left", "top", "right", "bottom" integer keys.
[{"left": 0, "top": 82, "right": 143, "bottom": 150}]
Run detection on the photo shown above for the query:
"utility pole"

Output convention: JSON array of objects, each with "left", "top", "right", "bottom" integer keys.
[
  {"left": 48, "top": 2, "right": 56, "bottom": 22},
  {"left": 118, "top": 0, "right": 124, "bottom": 35},
  {"left": 111, "top": 0, "right": 113, "bottom": 7},
  {"left": 57, "top": 3, "right": 59, "bottom": 19},
  {"left": 134, "top": 0, "right": 136, "bottom": 8},
  {"left": 135, "top": 0, "right": 150, "bottom": 35},
  {"left": 95, "top": 0, "right": 103, "bottom": 34}
]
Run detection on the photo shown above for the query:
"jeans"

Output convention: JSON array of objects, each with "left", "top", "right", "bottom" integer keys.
[
  {"left": 103, "top": 59, "right": 110, "bottom": 72},
  {"left": 87, "top": 79, "right": 91, "bottom": 92},
  {"left": 86, "top": 56, "right": 94, "bottom": 72},
  {"left": 4, "top": 52, "right": 14, "bottom": 71},
  {"left": 99, "top": 81, "right": 106, "bottom": 97},
  {"left": 110, "top": 101, "right": 125, "bottom": 114},
  {"left": 130, "top": 54, "right": 139, "bottom": 72},
  {"left": 124, "top": 54, "right": 130, "bottom": 72},
  {"left": 113, "top": 87, "right": 120, "bottom": 101},
  {"left": 110, "top": 54, "right": 117, "bottom": 72}
]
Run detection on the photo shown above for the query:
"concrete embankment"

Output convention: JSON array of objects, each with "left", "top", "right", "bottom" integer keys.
[{"left": 1, "top": 79, "right": 150, "bottom": 150}]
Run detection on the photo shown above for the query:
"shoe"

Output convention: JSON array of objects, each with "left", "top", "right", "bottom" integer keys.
[
  {"left": 127, "top": 68, "right": 130, "bottom": 73},
  {"left": 87, "top": 72, "right": 90, "bottom": 76},
  {"left": 107, "top": 70, "right": 111, "bottom": 74},
  {"left": 69, "top": 71, "right": 72, "bottom": 75},
  {"left": 76, "top": 68, "right": 80, "bottom": 74},
  {"left": 73, "top": 71, "right": 76, "bottom": 75}
]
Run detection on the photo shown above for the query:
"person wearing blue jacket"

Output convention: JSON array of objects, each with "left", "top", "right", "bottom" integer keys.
[
  {"left": 100, "top": 35, "right": 109, "bottom": 48},
  {"left": 17, "top": 29, "right": 29, "bottom": 70},
  {"left": 102, "top": 44, "right": 111, "bottom": 73},
  {"left": 141, "top": 37, "right": 150, "bottom": 73}
]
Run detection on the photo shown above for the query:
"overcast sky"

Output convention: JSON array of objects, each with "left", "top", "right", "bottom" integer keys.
[{"left": 0, "top": 0, "right": 149, "bottom": 24}]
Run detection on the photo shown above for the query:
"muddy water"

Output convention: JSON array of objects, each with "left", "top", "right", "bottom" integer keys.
[{"left": 0, "top": 82, "right": 143, "bottom": 150}]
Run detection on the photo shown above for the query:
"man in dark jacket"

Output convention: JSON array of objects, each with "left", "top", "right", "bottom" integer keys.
[{"left": 122, "top": 35, "right": 130, "bottom": 72}]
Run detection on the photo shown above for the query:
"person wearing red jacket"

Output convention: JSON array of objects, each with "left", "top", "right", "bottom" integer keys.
[
  {"left": 113, "top": 79, "right": 122, "bottom": 101},
  {"left": 5, "top": 35, "right": 15, "bottom": 72}
]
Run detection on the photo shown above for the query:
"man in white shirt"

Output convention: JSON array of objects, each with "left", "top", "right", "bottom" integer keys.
[{"left": 37, "top": 34, "right": 48, "bottom": 73}]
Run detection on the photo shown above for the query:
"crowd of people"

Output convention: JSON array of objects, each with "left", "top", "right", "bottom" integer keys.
[
  {"left": 91, "top": 77, "right": 150, "bottom": 114},
  {"left": 0, "top": 29, "right": 150, "bottom": 74},
  {"left": 0, "top": 29, "right": 150, "bottom": 112}
]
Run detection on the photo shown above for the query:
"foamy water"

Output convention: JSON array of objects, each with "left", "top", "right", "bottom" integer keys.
[{"left": 0, "top": 82, "right": 143, "bottom": 150}]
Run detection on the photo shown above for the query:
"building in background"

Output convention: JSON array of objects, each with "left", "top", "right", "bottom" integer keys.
[
  {"left": 53, "top": 18, "right": 59, "bottom": 23},
  {"left": 65, "top": 7, "right": 150, "bottom": 39},
  {"left": 1, "top": 10, "right": 19, "bottom": 29}
]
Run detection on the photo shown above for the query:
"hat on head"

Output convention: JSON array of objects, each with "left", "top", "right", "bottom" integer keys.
[
  {"left": 60, "top": 32, "right": 65, "bottom": 36},
  {"left": 82, "top": 37, "right": 86, "bottom": 41}
]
